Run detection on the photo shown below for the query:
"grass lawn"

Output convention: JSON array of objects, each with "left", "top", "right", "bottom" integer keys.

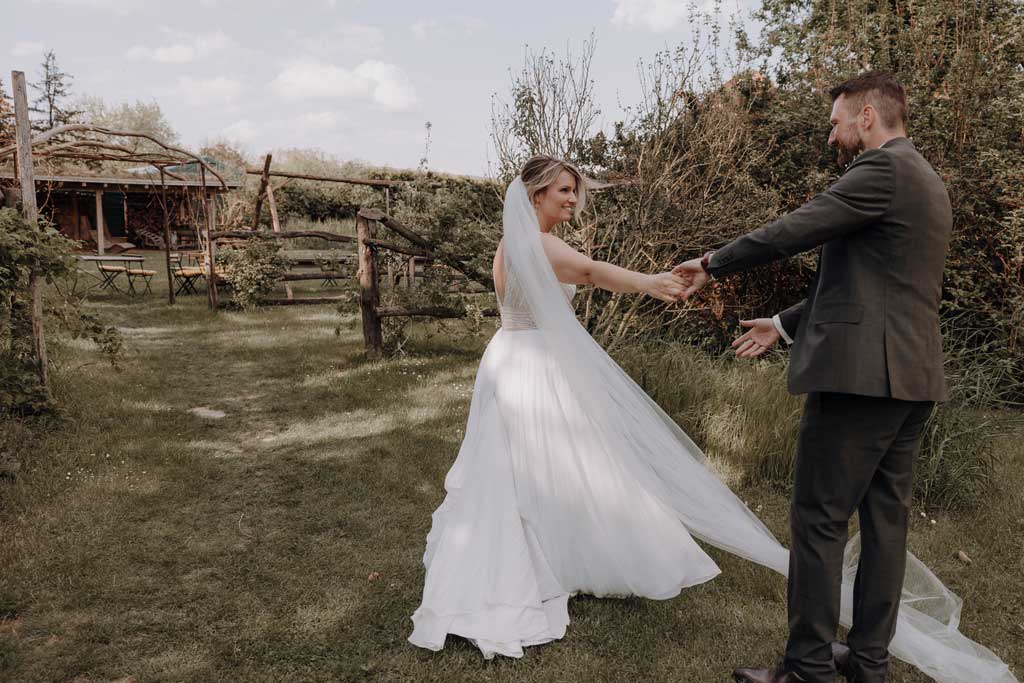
[{"left": 1, "top": 252, "right": 1021, "bottom": 682}]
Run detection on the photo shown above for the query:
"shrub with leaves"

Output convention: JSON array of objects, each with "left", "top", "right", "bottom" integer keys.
[
  {"left": 218, "top": 237, "right": 290, "bottom": 311},
  {"left": 0, "top": 208, "right": 121, "bottom": 414}
]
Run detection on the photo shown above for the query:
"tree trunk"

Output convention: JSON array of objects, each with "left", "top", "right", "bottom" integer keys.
[{"left": 12, "top": 70, "right": 49, "bottom": 395}]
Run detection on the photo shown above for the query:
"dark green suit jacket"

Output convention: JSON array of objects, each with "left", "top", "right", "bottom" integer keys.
[{"left": 707, "top": 137, "right": 952, "bottom": 402}]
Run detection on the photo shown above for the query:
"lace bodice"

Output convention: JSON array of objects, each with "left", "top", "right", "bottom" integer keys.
[{"left": 497, "top": 267, "right": 576, "bottom": 331}]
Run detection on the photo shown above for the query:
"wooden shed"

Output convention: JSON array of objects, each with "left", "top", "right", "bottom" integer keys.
[{"left": 0, "top": 171, "right": 241, "bottom": 254}]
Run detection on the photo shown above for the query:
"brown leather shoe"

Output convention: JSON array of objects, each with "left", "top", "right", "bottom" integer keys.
[
  {"left": 832, "top": 641, "right": 851, "bottom": 677},
  {"left": 732, "top": 664, "right": 806, "bottom": 683}
]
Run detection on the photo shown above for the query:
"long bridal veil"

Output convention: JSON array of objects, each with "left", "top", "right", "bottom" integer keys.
[{"left": 501, "top": 177, "right": 1017, "bottom": 683}]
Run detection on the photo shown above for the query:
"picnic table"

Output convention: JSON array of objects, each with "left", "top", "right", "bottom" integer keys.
[{"left": 77, "top": 255, "right": 155, "bottom": 295}]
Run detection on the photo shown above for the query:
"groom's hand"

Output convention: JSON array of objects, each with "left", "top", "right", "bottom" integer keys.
[
  {"left": 671, "top": 258, "right": 709, "bottom": 300},
  {"left": 644, "top": 272, "right": 688, "bottom": 303},
  {"left": 732, "top": 318, "right": 780, "bottom": 358}
]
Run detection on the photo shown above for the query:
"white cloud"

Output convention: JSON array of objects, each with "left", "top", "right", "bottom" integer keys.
[
  {"left": 11, "top": 41, "right": 46, "bottom": 57},
  {"left": 297, "top": 111, "right": 344, "bottom": 129},
  {"left": 268, "top": 59, "right": 418, "bottom": 112},
  {"left": 29, "top": 0, "right": 143, "bottom": 12},
  {"left": 411, "top": 15, "right": 487, "bottom": 41},
  {"left": 611, "top": 0, "right": 691, "bottom": 32},
  {"left": 289, "top": 22, "right": 384, "bottom": 58},
  {"left": 125, "top": 30, "right": 232, "bottom": 64},
  {"left": 173, "top": 76, "right": 244, "bottom": 106},
  {"left": 334, "top": 23, "right": 385, "bottom": 53},
  {"left": 220, "top": 119, "right": 258, "bottom": 143}
]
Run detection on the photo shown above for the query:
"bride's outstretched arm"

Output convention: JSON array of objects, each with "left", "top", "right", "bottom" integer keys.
[{"left": 539, "top": 233, "right": 685, "bottom": 303}]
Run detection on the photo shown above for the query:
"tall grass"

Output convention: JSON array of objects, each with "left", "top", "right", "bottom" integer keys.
[
  {"left": 0, "top": 270, "right": 1019, "bottom": 681},
  {"left": 614, "top": 342, "right": 1012, "bottom": 511}
]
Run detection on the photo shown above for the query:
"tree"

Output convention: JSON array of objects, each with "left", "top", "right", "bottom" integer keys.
[
  {"left": 29, "top": 50, "right": 81, "bottom": 131},
  {"left": 78, "top": 95, "right": 179, "bottom": 152},
  {"left": 198, "top": 138, "right": 250, "bottom": 173},
  {"left": 0, "top": 78, "right": 14, "bottom": 146},
  {"left": 489, "top": 33, "right": 600, "bottom": 181}
]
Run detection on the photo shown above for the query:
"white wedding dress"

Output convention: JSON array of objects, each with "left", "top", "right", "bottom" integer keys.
[
  {"left": 408, "top": 178, "right": 1018, "bottom": 683},
  {"left": 409, "top": 271, "right": 721, "bottom": 658}
]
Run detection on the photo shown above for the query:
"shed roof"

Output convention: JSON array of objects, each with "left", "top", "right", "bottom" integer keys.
[{"left": 0, "top": 171, "right": 241, "bottom": 192}]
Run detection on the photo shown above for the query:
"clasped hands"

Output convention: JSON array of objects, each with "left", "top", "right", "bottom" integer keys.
[{"left": 642, "top": 257, "right": 780, "bottom": 359}]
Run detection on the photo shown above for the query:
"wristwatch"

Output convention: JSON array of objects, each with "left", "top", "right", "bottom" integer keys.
[{"left": 700, "top": 250, "right": 715, "bottom": 274}]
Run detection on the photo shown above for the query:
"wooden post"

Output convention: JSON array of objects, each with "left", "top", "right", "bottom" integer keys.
[
  {"left": 95, "top": 189, "right": 105, "bottom": 254},
  {"left": 252, "top": 153, "right": 272, "bottom": 230},
  {"left": 159, "top": 168, "right": 175, "bottom": 305},
  {"left": 266, "top": 181, "right": 281, "bottom": 232},
  {"left": 408, "top": 257, "right": 416, "bottom": 289},
  {"left": 11, "top": 70, "right": 49, "bottom": 394},
  {"left": 205, "top": 191, "right": 218, "bottom": 310},
  {"left": 265, "top": 181, "right": 292, "bottom": 299},
  {"left": 356, "top": 215, "right": 383, "bottom": 359},
  {"left": 70, "top": 193, "right": 81, "bottom": 240}
]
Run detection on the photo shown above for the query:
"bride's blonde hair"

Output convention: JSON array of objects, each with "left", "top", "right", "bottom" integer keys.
[{"left": 520, "top": 155, "right": 588, "bottom": 220}]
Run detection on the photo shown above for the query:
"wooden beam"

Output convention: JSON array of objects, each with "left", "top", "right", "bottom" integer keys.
[
  {"left": 70, "top": 192, "right": 81, "bottom": 240},
  {"left": 159, "top": 168, "right": 175, "bottom": 305},
  {"left": 95, "top": 189, "right": 105, "bottom": 254},
  {"left": 356, "top": 215, "right": 383, "bottom": 359},
  {"left": 251, "top": 153, "right": 271, "bottom": 230},
  {"left": 279, "top": 272, "right": 346, "bottom": 282},
  {"left": 205, "top": 190, "right": 218, "bottom": 310},
  {"left": 265, "top": 180, "right": 291, "bottom": 299},
  {"left": 208, "top": 229, "right": 355, "bottom": 243},
  {"left": 0, "top": 122, "right": 231, "bottom": 189},
  {"left": 256, "top": 296, "right": 353, "bottom": 306},
  {"left": 375, "top": 306, "right": 499, "bottom": 318},
  {"left": 244, "top": 168, "right": 398, "bottom": 188},
  {"left": 12, "top": 70, "right": 49, "bottom": 394},
  {"left": 357, "top": 207, "right": 386, "bottom": 221},
  {"left": 357, "top": 208, "right": 433, "bottom": 250},
  {"left": 361, "top": 238, "right": 433, "bottom": 259}
]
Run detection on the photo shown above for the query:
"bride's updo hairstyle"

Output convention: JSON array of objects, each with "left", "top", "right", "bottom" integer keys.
[{"left": 520, "top": 154, "right": 588, "bottom": 220}]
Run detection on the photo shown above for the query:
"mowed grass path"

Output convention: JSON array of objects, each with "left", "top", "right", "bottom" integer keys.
[{"left": 1, "top": 256, "right": 1021, "bottom": 682}]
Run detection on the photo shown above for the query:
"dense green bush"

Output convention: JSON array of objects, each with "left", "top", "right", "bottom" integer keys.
[
  {"left": 484, "top": 1, "right": 1023, "bottom": 399},
  {"left": 275, "top": 183, "right": 363, "bottom": 222},
  {"left": 391, "top": 176, "right": 502, "bottom": 288},
  {"left": 0, "top": 209, "right": 121, "bottom": 414},
  {"left": 218, "top": 237, "right": 290, "bottom": 311},
  {"left": 745, "top": 0, "right": 1024, "bottom": 398}
]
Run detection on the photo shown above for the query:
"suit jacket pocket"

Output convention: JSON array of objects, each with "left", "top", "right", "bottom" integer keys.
[{"left": 812, "top": 302, "right": 864, "bottom": 324}]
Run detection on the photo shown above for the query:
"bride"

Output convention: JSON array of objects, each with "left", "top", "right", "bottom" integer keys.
[{"left": 408, "top": 156, "right": 1017, "bottom": 683}]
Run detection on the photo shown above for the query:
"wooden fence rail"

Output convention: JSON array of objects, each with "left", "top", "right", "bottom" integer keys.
[
  {"left": 208, "top": 229, "right": 355, "bottom": 243},
  {"left": 353, "top": 207, "right": 498, "bottom": 359},
  {"left": 231, "top": 155, "right": 497, "bottom": 357}
]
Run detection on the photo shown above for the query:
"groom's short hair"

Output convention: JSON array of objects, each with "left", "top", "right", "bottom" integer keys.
[{"left": 830, "top": 72, "right": 909, "bottom": 130}]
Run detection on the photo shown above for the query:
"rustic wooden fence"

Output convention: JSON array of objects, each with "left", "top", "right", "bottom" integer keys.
[{"left": 352, "top": 207, "right": 496, "bottom": 360}]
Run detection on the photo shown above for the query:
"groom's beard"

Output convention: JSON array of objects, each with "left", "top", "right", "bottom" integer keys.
[{"left": 834, "top": 137, "right": 864, "bottom": 168}]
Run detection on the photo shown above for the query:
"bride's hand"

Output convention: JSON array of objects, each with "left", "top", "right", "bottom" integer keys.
[
  {"left": 644, "top": 272, "right": 687, "bottom": 303},
  {"left": 732, "top": 318, "right": 780, "bottom": 358}
]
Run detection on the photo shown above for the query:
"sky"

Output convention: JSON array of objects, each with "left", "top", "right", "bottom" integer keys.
[{"left": 4, "top": 0, "right": 760, "bottom": 176}]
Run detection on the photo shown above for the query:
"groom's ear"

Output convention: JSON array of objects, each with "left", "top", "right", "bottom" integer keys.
[{"left": 859, "top": 103, "right": 877, "bottom": 131}]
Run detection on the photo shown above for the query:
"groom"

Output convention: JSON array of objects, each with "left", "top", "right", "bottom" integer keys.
[{"left": 674, "top": 72, "right": 952, "bottom": 683}]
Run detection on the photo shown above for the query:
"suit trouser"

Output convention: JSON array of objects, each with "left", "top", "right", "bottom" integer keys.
[{"left": 783, "top": 392, "right": 934, "bottom": 683}]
